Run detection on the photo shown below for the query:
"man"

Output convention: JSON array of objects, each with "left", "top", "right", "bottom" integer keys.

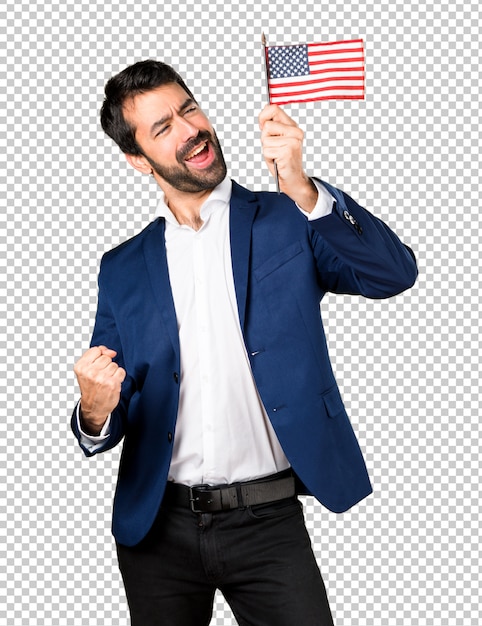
[{"left": 72, "top": 59, "right": 417, "bottom": 625}]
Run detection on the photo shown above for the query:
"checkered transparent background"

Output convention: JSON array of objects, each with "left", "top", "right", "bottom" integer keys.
[{"left": 1, "top": 0, "right": 480, "bottom": 624}]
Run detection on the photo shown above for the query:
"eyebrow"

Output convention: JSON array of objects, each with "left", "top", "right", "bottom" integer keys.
[{"left": 149, "top": 98, "right": 196, "bottom": 137}]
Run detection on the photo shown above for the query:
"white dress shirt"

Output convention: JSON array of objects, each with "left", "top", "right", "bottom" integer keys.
[{"left": 78, "top": 177, "right": 334, "bottom": 486}]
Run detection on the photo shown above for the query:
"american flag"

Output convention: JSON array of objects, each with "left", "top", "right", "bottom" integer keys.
[{"left": 265, "top": 39, "right": 365, "bottom": 105}]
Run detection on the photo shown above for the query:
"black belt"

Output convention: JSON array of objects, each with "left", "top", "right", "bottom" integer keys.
[{"left": 163, "top": 470, "right": 296, "bottom": 513}]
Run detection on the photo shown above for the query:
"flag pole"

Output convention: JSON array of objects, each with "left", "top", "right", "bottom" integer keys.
[{"left": 262, "top": 32, "right": 280, "bottom": 194}]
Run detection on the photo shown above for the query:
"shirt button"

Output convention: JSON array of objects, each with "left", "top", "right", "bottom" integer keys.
[
  {"left": 167, "top": 432, "right": 173, "bottom": 443},
  {"left": 173, "top": 372, "right": 179, "bottom": 384}
]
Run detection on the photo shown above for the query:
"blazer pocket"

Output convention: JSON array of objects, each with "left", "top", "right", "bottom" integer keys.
[
  {"left": 321, "top": 385, "right": 346, "bottom": 418},
  {"left": 253, "top": 240, "right": 304, "bottom": 281}
]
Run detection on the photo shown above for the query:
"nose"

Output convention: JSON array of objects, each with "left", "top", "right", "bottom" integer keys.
[{"left": 176, "top": 115, "right": 198, "bottom": 143}]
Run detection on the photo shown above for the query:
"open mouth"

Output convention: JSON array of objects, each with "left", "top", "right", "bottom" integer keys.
[
  {"left": 183, "top": 140, "right": 215, "bottom": 169},
  {"left": 185, "top": 141, "right": 209, "bottom": 162}
]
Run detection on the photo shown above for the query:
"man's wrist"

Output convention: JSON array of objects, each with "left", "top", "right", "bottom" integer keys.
[
  {"left": 79, "top": 405, "right": 108, "bottom": 436},
  {"left": 80, "top": 417, "right": 104, "bottom": 437},
  {"left": 286, "top": 175, "right": 318, "bottom": 213}
]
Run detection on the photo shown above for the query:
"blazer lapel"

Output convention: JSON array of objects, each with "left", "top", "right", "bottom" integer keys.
[
  {"left": 229, "top": 181, "right": 259, "bottom": 331},
  {"left": 142, "top": 218, "right": 180, "bottom": 357}
]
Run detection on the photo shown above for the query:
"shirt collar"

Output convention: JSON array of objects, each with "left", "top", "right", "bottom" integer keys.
[{"left": 154, "top": 175, "right": 232, "bottom": 225}]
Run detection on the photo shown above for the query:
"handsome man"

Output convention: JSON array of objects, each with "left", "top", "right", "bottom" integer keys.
[{"left": 72, "top": 60, "right": 417, "bottom": 625}]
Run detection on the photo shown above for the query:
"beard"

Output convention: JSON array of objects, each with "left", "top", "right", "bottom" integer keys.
[{"left": 143, "top": 129, "right": 227, "bottom": 193}]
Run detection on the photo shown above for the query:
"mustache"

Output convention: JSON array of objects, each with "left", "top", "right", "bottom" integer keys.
[{"left": 177, "top": 130, "right": 214, "bottom": 162}]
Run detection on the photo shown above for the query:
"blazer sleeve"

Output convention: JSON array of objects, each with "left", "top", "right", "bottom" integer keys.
[
  {"left": 308, "top": 179, "right": 418, "bottom": 298},
  {"left": 70, "top": 255, "right": 136, "bottom": 457}
]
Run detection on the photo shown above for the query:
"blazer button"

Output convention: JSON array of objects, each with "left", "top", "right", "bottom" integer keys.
[
  {"left": 167, "top": 432, "right": 173, "bottom": 443},
  {"left": 173, "top": 372, "right": 179, "bottom": 384}
]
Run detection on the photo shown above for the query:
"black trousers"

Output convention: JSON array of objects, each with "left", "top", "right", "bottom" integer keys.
[{"left": 116, "top": 495, "right": 334, "bottom": 626}]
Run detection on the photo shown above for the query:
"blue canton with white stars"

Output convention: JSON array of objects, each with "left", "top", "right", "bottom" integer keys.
[{"left": 267, "top": 45, "right": 310, "bottom": 79}]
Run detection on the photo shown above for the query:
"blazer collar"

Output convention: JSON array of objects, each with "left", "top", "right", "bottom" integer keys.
[{"left": 229, "top": 180, "right": 259, "bottom": 331}]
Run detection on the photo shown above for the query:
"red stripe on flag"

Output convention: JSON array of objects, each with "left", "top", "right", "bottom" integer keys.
[
  {"left": 308, "top": 47, "right": 365, "bottom": 57},
  {"left": 271, "top": 85, "right": 364, "bottom": 99},
  {"left": 308, "top": 66, "right": 365, "bottom": 75},
  {"left": 269, "top": 76, "right": 364, "bottom": 90},
  {"left": 308, "top": 56, "right": 365, "bottom": 67},
  {"left": 306, "top": 38, "right": 364, "bottom": 47}
]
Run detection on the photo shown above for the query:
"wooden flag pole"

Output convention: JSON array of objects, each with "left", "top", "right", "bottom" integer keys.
[{"left": 262, "top": 32, "right": 280, "bottom": 194}]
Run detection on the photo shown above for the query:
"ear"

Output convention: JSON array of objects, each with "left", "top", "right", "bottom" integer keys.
[{"left": 125, "top": 153, "right": 153, "bottom": 175}]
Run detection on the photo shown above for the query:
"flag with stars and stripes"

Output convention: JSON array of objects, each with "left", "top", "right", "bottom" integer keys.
[{"left": 265, "top": 39, "right": 365, "bottom": 105}]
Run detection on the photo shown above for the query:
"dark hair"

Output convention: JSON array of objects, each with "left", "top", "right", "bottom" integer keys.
[{"left": 100, "top": 60, "right": 195, "bottom": 155}]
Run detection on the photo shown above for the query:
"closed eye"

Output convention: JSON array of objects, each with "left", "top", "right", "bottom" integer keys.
[
  {"left": 150, "top": 99, "right": 199, "bottom": 138},
  {"left": 154, "top": 125, "right": 169, "bottom": 138}
]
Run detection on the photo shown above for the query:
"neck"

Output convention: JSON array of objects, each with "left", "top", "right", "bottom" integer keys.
[{"left": 155, "top": 175, "right": 216, "bottom": 231}]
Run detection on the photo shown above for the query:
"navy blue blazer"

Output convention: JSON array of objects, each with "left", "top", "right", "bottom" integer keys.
[{"left": 72, "top": 179, "right": 417, "bottom": 547}]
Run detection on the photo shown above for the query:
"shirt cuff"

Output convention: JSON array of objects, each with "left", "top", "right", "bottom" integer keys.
[
  {"left": 296, "top": 179, "right": 335, "bottom": 220},
  {"left": 77, "top": 403, "right": 112, "bottom": 451}
]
